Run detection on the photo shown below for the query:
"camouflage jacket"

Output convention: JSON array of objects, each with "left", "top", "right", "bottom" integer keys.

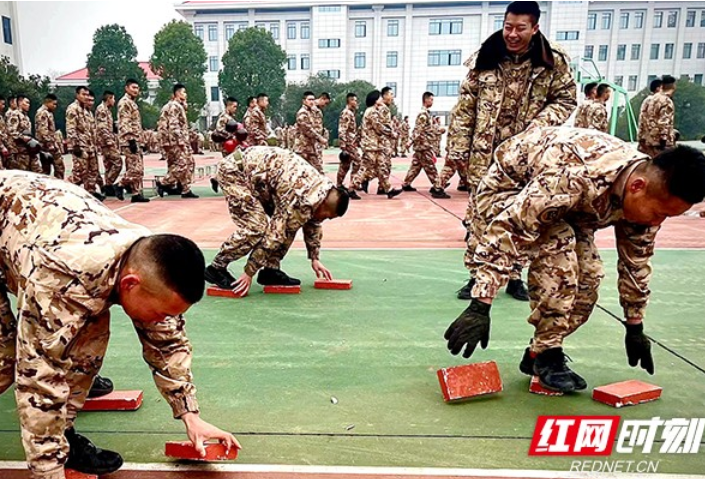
[
  {"left": 244, "top": 105, "right": 268, "bottom": 146},
  {"left": 214, "top": 111, "right": 235, "bottom": 144},
  {"left": 473, "top": 127, "right": 656, "bottom": 320},
  {"left": 34, "top": 105, "right": 59, "bottom": 151},
  {"left": 412, "top": 107, "right": 434, "bottom": 151},
  {"left": 400, "top": 120, "right": 410, "bottom": 140},
  {"left": 163, "top": 100, "right": 189, "bottom": 148},
  {"left": 95, "top": 102, "right": 117, "bottom": 148},
  {"left": 360, "top": 105, "right": 392, "bottom": 153},
  {"left": 6, "top": 109, "right": 32, "bottom": 154},
  {"left": 582, "top": 101, "right": 609, "bottom": 133},
  {"left": 573, "top": 99, "right": 592, "bottom": 128},
  {"left": 447, "top": 31, "right": 577, "bottom": 184},
  {"left": 118, "top": 94, "right": 142, "bottom": 147},
  {"left": 294, "top": 105, "right": 326, "bottom": 154},
  {"left": 639, "top": 92, "right": 675, "bottom": 147},
  {"left": 378, "top": 104, "right": 396, "bottom": 150},
  {"left": 0, "top": 114, "right": 7, "bottom": 150},
  {"left": 218, "top": 146, "right": 333, "bottom": 275},
  {"left": 636, "top": 94, "right": 655, "bottom": 144},
  {"left": 338, "top": 107, "right": 357, "bottom": 151},
  {"left": 0, "top": 171, "right": 199, "bottom": 420}
]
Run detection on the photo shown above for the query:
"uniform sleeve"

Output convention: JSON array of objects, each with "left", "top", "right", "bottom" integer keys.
[
  {"left": 527, "top": 55, "right": 578, "bottom": 129},
  {"left": 615, "top": 221, "right": 658, "bottom": 320},
  {"left": 303, "top": 220, "right": 322, "bottom": 261},
  {"left": 447, "top": 69, "right": 480, "bottom": 162},
  {"left": 214, "top": 114, "right": 231, "bottom": 140},
  {"left": 255, "top": 111, "right": 268, "bottom": 145},
  {"left": 412, "top": 112, "right": 431, "bottom": 150},
  {"left": 34, "top": 111, "right": 48, "bottom": 144},
  {"left": 371, "top": 109, "right": 392, "bottom": 137},
  {"left": 594, "top": 104, "right": 609, "bottom": 133},
  {"left": 132, "top": 315, "right": 199, "bottom": 418},
  {"left": 297, "top": 110, "right": 324, "bottom": 142},
  {"left": 656, "top": 98, "right": 675, "bottom": 144},
  {"left": 119, "top": 101, "right": 141, "bottom": 142},
  {"left": 338, "top": 112, "right": 352, "bottom": 150},
  {"left": 96, "top": 108, "right": 115, "bottom": 147},
  {"left": 167, "top": 105, "right": 186, "bottom": 147},
  {"left": 7, "top": 112, "right": 23, "bottom": 141}
]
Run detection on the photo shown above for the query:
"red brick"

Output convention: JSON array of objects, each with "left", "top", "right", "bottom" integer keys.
[
  {"left": 82, "top": 390, "right": 143, "bottom": 411},
  {"left": 529, "top": 376, "right": 564, "bottom": 396},
  {"left": 165, "top": 440, "right": 239, "bottom": 461},
  {"left": 314, "top": 279, "right": 353, "bottom": 290},
  {"left": 65, "top": 469, "right": 97, "bottom": 479},
  {"left": 207, "top": 286, "right": 246, "bottom": 298},
  {"left": 593, "top": 380, "right": 662, "bottom": 408},
  {"left": 263, "top": 285, "right": 301, "bottom": 294},
  {"left": 437, "top": 361, "right": 503, "bottom": 402}
]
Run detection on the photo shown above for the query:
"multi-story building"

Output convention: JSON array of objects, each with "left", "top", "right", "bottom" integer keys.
[
  {"left": 0, "top": 2, "right": 22, "bottom": 72},
  {"left": 176, "top": 1, "right": 705, "bottom": 129}
]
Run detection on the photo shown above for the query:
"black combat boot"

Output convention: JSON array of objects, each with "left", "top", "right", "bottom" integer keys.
[
  {"left": 256, "top": 268, "right": 301, "bottom": 286},
  {"left": 506, "top": 279, "right": 529, "bottom": 301},
  {"left": 204, "top": 265, "right": 237, "bottom": 289},
  {"left": 533, "top": 348, "right": 587, "bottom": 393},
  {"left": 65, "top": 428, "right": 123, "bottom": 475}
]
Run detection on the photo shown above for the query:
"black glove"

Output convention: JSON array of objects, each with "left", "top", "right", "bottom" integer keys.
[
  {"left": 624, "top": 322, "right": 654, "bottom": 375},
  {"left": 113, "top": 124, "right": 118, "bottom": 134},
  {"left": 339, "top": 151, "right": 350, "bottom": 162},
  {"left": 128, "top": 139, "right": 138, "bottom": 154},
  {"left": 72, "top": 145, "right": 83, "bottom": 157},
  {"left": 26, "top": 139, "right": 40, "bottom": 150},
  {"left": 444, "top": 299, "right": 491, "bottom": 358},
  {"left": 659, "top": 138, "right": 667, "bottom": 149}
]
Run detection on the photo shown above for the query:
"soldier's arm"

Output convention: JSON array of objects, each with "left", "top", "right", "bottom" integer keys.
[
  {"left": 7, "top": 113, "right": 23, "bottom": 141},
  {"left": 34, "top": 112, "right": 48, "bottom": 143},
  {"left": 214, "top": 114, "right": 231, "bottom": 139},
  {"left": 297, "top": 111, "right": 325, "bottom": 142},
  {"left": 371, "top": 110, "right": 392, "bottom": 137},
  {"left": 167, "top": 106, "right": 186, "bottom": 147},
  {"left": 303, "top": 220, "right": 322, "bottom": 261},
  {"left": 412, "top": 113, "right": 430, "bottom": 147},
  {"left": 132, "top": 315, "right": 200, "bottom": 418},
  {"left": 256, "top": 111, "right": 268, "bottom": 143},
  {"left": 614, "top": 221, "right": 659, "bottom": 321},
  {"left": 528, "top": 55, "right": 578, "bottom": 129},
  {"left": 338, "top": 114, "right": 350, "bottom": 150},
  {"left": 447, "top": 70, "right": 480, "bottom": 161},
  {"left": 656, "top": 99, "right": 675, "bottom": 143},
  {"left": 596, "top": 105, "right": 609, "bottom": 133}
]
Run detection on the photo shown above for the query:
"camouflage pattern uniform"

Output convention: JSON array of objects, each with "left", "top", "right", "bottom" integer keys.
[
  {"left": 435, "top": 111, "right": 470, "bottom": 191},
  {"left": 351, "top": 105, "right": 394, "bottom": 192},
  {"left": 95, "top": 102, "right": 122, "bottom": 186},
  {"left": 6, "top": 109, "right": 41, "bottom": 173},
  {"left": 637, "top": 92, "right": 675, "bottom": 158},
  {"left": 244, "top": 105, "right": 268, "bottom": 147},
  {"left": 117, "top": 94, "right": 144, "bottom": 192},
  {"left": 582, "top": 101, "right": 609, "bottom": 133},
  {"left": 468, "top": 127, "right": 656, "bottom": 353},
  {"left": 213, "top": 146, "right": 333, "bottom": 275},
  {"left": 403, "top": 106, "right": 439, "bottom": 186},
  {"left": 294, "top": 105, "right": 327, "bottom": 173},
  {"left": 391, "top": 116, "right": 401, "bottom": 157},
  {"left": 160, "top": 100, "right": 194, "bottom": 194},
  {"left": 573, "top": 98, "right": 591, "bottom": 128},
  {"left": 34, "top": 105, "right": 65, "bottom": 179},
  {"left": 399, "top": 119, "right": 410, "bottom": 156},
  {"left": 213, "top": 111, "right": 235, "bottom": 156},
  {"left": 287, "top": 125, "right": 297, "bottom": 151},
  {"left": 336, "top": 106, "right": 360, "bottom": 187},
  {"left": 0, "top": 171, "right": 200, "bottom": 477},
  {"left": 0, "top": 113, "right": 7, "bottom": 169},
  {"left": 66, "top": 100, "right": 100, "bottom": 192}
]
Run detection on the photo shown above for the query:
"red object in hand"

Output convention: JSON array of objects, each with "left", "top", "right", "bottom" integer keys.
[
  {"left": 223, "top": 139, "right": 238, "bottom": 153},
  {"left": 165, "top": 440, "right": 239, "bottom": 461}
]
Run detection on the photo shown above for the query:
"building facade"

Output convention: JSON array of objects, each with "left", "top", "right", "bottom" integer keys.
[
  {"left": 0, "top": 2, "right": 22, "bottom": 72},
  {"left": 176, "top": 0, "right": 705, "bottom": 128}
]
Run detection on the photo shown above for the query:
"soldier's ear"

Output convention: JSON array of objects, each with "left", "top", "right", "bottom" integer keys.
[
  {"left": 119, "top": 273, "right": 141, "bottom": 292},
  {"left": 628, "top": 177, "right": 648, "bottom": 195}
]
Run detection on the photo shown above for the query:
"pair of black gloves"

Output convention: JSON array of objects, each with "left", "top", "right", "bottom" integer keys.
[
  {"left": 72, "top": 139, "right": 138, "bottom": 157},
  {"left": 445, "top": 299, "right": 654, "bottom": 374}
]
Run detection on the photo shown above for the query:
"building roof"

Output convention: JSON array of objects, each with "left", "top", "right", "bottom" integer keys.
[{"left": 55, "top": 62, "right": 161, "bottom": 82}]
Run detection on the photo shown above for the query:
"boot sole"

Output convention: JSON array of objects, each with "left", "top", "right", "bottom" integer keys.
[{"left": 66, "top": 458, "right": 124, "bottom": 476}]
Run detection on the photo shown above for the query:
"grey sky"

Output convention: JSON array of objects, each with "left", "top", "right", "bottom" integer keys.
[{"left": 17, "top": 1, "right": 182, "bottom": 78}]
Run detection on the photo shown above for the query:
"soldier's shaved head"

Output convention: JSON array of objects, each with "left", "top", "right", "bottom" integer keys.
[{"left": 313, "top": 186, "right": 350, "bottom": 221}]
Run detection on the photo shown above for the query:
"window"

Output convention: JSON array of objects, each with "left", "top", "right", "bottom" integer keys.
[
  {"left": 601, "top": 12, "right": 612, "bottom": 29},
  {"left": 211, "top": 116, "right": 218, "bottom": 126},
  {"left": 665, "top": 43, "right": 674, "bottom": 59},
  {"left": 387, "top": 51, "right": 398, "bottom": 68},
  {"left": 493, "top": 16, "right": 504, "bottom": 31},
  {"left": 237, "top": 23, "right": 247, "bottom": 32},
  {"left": 301, "top": 23, "right": 310, "bottom": 39},
  {"left": 426, "top": 81, "right": 460, "bottom": 97},
  {"left": 628, "top": 75, "right": 638, "bottom": 91},
  {"left": 617, "top": 44, "right": 626, "bottom": 61},
  {"left": 620, "top": 12, "right": 629, "bottom": 29},
  {"left": 614, "top": 75, "right": 624, "bottom": 87},
  {"left": 654, "top": 11, "right": 663, "bottom": 28},
  {"left": 225, "top": 24, "right": 235, "bottom": 41},
  {"left": 667, "top": 11, "right": 678, "bottom": 28},
  {"left": 650, "top": 44, "right": 660, "bottom": 60},
  {"left": 287, "top": 22, "right": 296, "bottom": 39},
  {"left": 556, "top": 31, "right": 579, "bottom": 41},
  {"left": 429, "top": 18, "right": 463, "bottom": 35},
  {"left": 683, "top": 43, "right": 692, "bottom": 59},
  {"left": 255, "top": 22, "right": 265, "bottom": 29},
  {"left": 428, "top": 50, "right": 462, "bottom": 66},
  {"left": 584, "top": 45, "right": 594, "bottom": 59},
  {"left": 287, "top": 55, "right": 296, "bottom": 70},
  {"left": 3, "top": 17, "right": 13, "bottom": 45},
  {"left": 318, "top": 38, "right": 341, "bottom": 48},
  {"left": 301, "top": 54, "right": 310, "bottom": 70},
  {"left": 355, "top": 21, "right": 366, "bottom": 37},
  {"left": 354, "top": 52, "right": 366, "bottom": 69},
  {"left": 598, "top": 45, "right": 608, "bottom": 61},
  {"left": 631, "top": 44, "right": 641, "bottom": 60},
  {"left": 686, "top": 11, "right": 696, "bottom": 27},
  {"left": 634, "top": 12, "right": 644, "bottom": 28},
  {"left": 194, "top": 24, "right": 204, "bottom": 40},
  {"left": 695, "top": 74, "right": 703, "bottom": 86},
  {"left": 208, "top": 24, "right": 218, "bottom": 41},
  {"left": 587, "top": 13, "right": 597, "bottom": 30},
  {"left": 386, "top": 82, "right": 397, "bottom": 93},
  {"left": 209, "top": 56, "right": 219, "bottom": 72},
  {"left": 698, "top": 42, "right": 705, "bottom": 59},
  {"left": 318, "top": 70, "right": 340, "bottom": 79},
  {"left": 388, "top": 20, "right": 399, "bottom": 37},
  {"left": 681, "top": 74, "right": 690, "bottom": 82},
  {"left": 210, "top": 87, "right": 220, "bottom": 102},
  {"left": 647, "top": 75, "right": 657, "bottom": 86},
  {"left": 702, "top": 11, "right": 705, "bottom": 27},
  {"left": 318, "top": 5, "right": 341, "bottom": 12},
  {"left": 270, "top": 23, "right": 280, "bottom": 40}
]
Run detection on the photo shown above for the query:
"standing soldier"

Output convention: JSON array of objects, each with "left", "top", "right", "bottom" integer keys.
[
  {"left": 212, "top": 96, "right": 239, "bottom": 156},
  {"left": 294, "top": 91, "right": 327, "bottom": 173},
  {"left": 402, "top": 91, "right": 443, "bottom": 195},
  {"left": 4, "top": 95, "right": 15, "bottom": 123},
  {"left": 376, "top": 86, "right": 398, "bottom": 195},
  {"left": 391, "top": 116, "right": 401, "bottom": 157},
  {"left": 0, "top": 96, "right": 8, "bottom": 168},
  {"left": 95, "top": 91, "right": 124, "bottom": 198},
  {"left": 399, "top": 116, "right": 410, "bottom": 157},
  {"left": 637, "top": 79, "right": 663, "bottom": 153},
  {"left": 7, "top": 94, "right": 42, "bottom": 174},
  {"left": 244, "top": 93, "right": 269, "bottom": 146},
  {"left": 582, "top": 83, "right": 611, "bottom": 133},
  {"left": 638, "top": 75, "right": 677, "bottom": 158},
  {"left": 117, "top": 78, "right": 149, "bottom": 203},
  {"left": 34, "top": 93, "right": 65, "bottom": 179},
  {"left": 337, "top": 93, "right": 361, "bottom": 195},
  {"left": 573, "top": 82, "right": 598, "bottom": 128},
  {"left": 314, "top": 93, "right": 331, "bottom": 167}
]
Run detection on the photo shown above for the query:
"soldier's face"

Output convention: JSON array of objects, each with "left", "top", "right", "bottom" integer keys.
[
  {"left": 383, "top": 91, "right": 394, "bottom": 105},
  {"left": 227, "top": 102, "right": 238, "bottom": 114},
  {"left": 126, "top": 83, "right": 140, "bottom": 98},
  {"left": 349, "top": 97, "right": 358, "bottom": 110},
  {"left": 623, "top": 179, "right": 691, "bottom": 227},
  {"left": 106, "top": 96, "right": 115, "bottom": 107},
  {"left": 175, "top": 88, "right": 187, "bottom": 102},
  {"left": 503, "top": 13, "right": 539, "bottom": 54},
  {"left": 0, "top": 100, "right": 5, "bottom": 111},
  {"left": 258, "top": 97, "right": 269, "bottom": 109},
  {"left": 304, "top": 95, "right": 315, "bottom": 107},
  {"left": 19, "top": 98, "right": 29, "bottom": 112},
  {"left": 77, "top": 89, "right": 89, "bottom": 105},
  {"left": 47, "top": 100, "right": 58, "bottom": 112}
]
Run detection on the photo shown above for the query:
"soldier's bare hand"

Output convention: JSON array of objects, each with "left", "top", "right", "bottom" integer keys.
[
  {"left": 311, "top": 260, "right": 332, "bottom": 280},
  {"left": 182, "top": 412, "right": 242, "bottom": 457},
  {"left": 232, "top": 273, "right": 252, "bottom": 297}
]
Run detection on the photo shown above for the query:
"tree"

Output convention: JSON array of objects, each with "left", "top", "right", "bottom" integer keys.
[
  {"left": 219, "top": 27, "right": 286, "bottom": 115},
  {"left": 150, "top": 20, "right": 208, "bottom": 123},
  {"left": 87, "top": 24, "right": 147, "bottom": 100},
  {"left": 0, "top": 56, "right": 51, "bottom": 126}
]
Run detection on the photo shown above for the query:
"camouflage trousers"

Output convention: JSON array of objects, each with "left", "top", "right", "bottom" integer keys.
[
  {"left": 70, "top": 151, "right": 100, "bottom": 193},
  {"left": 403, "top": 149, "right": 439, "bottom": 186},
  {"left": 435, "top": 155, "right": 469, "bottom": 190},
  {"left": 40, "top": 151, "right": 65, "bottom": 180},
  {"left": 637, "top": 142, "right": 666, "bottom": 159},
  {"left": 352, "top": 150, "right": 391, "bottom": 192},
  {"left": 298, "top": 150, "right": 324, "bottom": 174},
  {"left": 8, "top": 152, "right": 42, "bottom": 174},
  {"left": 399, "top": 136, "right": 409, "bottom": 156},
  {"left": 0, "top": 286, "right": 110, "bottom": 478},
  {"left": 119, "top": 147, "right": 144, "bottom": 192},
  {"left": 336, "top": 148, "right": 361, "bottom": 187},
  {"left": 101, "top": 146, "right": 123, "bottom": 185},
  {"left": 162, "top": 146, "right": 195, "bottom": 193}
]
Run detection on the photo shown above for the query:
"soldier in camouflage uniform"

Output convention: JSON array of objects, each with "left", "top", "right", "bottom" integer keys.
[
  {"left": 399, "top": 116, "right": 410, "bottom": 157},
  {"left": 581, "top": 83, "right": 611, "bottom": 133},
  {"left": 337, "top": 93, "right": 361, "bottom": 192},
  {"left": 402, "top": 92, "right": 442, "bottom": 194},
  {"left": 636, "top": 78, "right": 662, "bottom": 153},
  {"left": 638, "top": 75, "right": 677, "bottom": 158},
  {"left": 95, "top": 91, "right": 123, "bottom": 198},
  {"left": 34, "top": 94, "right": 65, "bottom": 179},
  {"left": 6, "top": 95, "right": 42, "bottom": 174},
  {"left": 573, "top": 82, "right": 597, "bottom": 129},
  {"left": 0, "top": 171, "right": 240, "bottom": 478},
  {"left": 445, "top": 126, "right": 705, "bottom": 393},
  {"left": 294, "top": 91, "right": 327, "bottom": 174},
  {"left": 66, "top": 87, "right": 102, "bottom": 200},
  {"left": 244, "top": 93, "right": 269, "bottom": 147},
  {"left": 0, "top": 96, "right": 9, "bottom": 169},
  {"left": 204, "top": 146, "right": 350, "bottom": 297},
  {"left": 448, "top": 1, "right": 577, "bottom": 301},
  {"left": 434, "top": 111, "right": 470, "bottom": 194},
  {"left": 4, "top": 95, "right": 15, "bottom": 123},
  {"left": 118, "top": 79, "right": 149, "bottom": 203}
]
